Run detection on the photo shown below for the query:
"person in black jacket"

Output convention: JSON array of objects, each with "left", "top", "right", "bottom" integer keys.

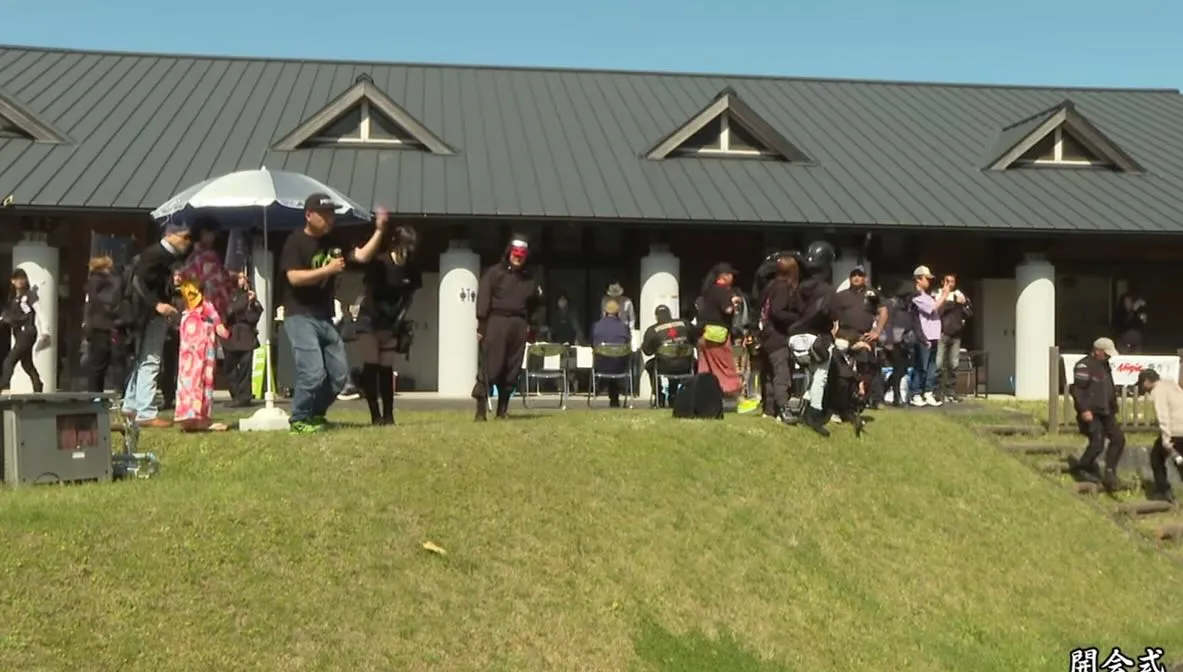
[
  {"left": 1068, "top": 337, "right": 1130, "bottom": 492},
  {"left": 756, "top": 252, "right": 801, "bottom": 423},
  {"left": 83, "top": 255, "right": 124, "bottom": 393},
  {"left": 1112, "top": 292, "right": 1147, "bottom": 354},
  {"left": 121, "top": 222, "right": 191, "bottom": 428},
  {"left": 0, "top": 269, "right": 45, "bottom": 392},
  {"left": 356, "top": 225, "right": 421, "bottom": 425},
  {"left": 641, "top": 304, "right": 696, "bottom": 408},
  {"left": 221, "top": 272, "right": 263, "bottom": 407},
  {"left": 474, "top": 234, "right": 542, "bottom": 421},
  {"left": 787, "top": 241, "right": 838, "bottom": 437}
]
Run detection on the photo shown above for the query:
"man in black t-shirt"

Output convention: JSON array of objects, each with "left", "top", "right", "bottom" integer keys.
[{"left": 279, "top": 193, "right": 385, "bottom": 434}]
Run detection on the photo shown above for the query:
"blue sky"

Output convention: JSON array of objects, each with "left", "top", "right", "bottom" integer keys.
[{"left": 5, "top": 0, "right": 1180, "bottom": 89}]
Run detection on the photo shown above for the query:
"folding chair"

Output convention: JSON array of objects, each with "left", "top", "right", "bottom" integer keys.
[
  {"left": 588, "top": 343, "right": 634, "bottom": 408},
  {"left": 650, "top": 342, "right": 696, "bottom": 408},
  {"left": 521, "top": 342, "right": 569, "bottom": 410}
]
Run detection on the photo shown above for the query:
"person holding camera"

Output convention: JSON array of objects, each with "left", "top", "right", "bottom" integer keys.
[
  {"left": 1137, "top": 368, "right": 1183, "bottom": 503},
  {"left": 278, "top": 194, "right": 386, "bottom": 434},
  {"left": 355, "top": 225, "right": 421, "bottom": 426}
]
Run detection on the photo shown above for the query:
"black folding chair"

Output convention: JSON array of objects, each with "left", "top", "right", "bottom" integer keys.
[
  {"left": 521, "top": 342, "right": 570, "bottom": 410},
  {"left": 588, "top": 343, "right": 634, "bottom": 408},
  {"left": 650, "top": 342, "right": 696, "bottom": 408}
]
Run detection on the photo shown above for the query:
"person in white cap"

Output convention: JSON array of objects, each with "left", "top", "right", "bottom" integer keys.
[
  {"left": 1067, "top": 337, "right": 1130, "bottom": 492},
  {"left": 908, "top": 265, "right": 949, "bottom": 407}
]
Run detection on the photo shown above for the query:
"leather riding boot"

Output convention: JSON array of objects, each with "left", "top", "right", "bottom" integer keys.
[
  {"left": 496, "top": 393, "right": 511, "bottom": 418},
  {"left": 803, "top": 407, "right": 830, "bottom": 437}
]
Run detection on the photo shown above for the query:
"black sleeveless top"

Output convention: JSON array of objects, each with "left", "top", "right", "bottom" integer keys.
[{"left": 359, "top": 254, "right": 422, "bottom": 330}]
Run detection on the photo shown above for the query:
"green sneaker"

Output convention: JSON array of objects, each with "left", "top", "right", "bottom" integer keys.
[
  {"left": 310, "top": 415, "right": 331, "bottom": 428},
  {"left": 289, "top": 419, "right": 326, "bottom": 435}
]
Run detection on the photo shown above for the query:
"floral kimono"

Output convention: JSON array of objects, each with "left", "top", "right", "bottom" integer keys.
[
  {"left": 179, "top": 243, "right": 230, "bottom": 315},
  {"left": 175, "top": 280, "right": 230, "bottom": 431}
]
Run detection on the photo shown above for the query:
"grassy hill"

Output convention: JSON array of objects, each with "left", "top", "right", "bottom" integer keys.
[{"left": 2, "top": 406, "right": 1182, "bottom": 671}]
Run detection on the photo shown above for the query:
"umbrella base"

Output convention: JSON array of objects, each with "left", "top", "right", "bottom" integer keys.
[{"left": 238, "top": 403, "right": 291, "bottom": 432}]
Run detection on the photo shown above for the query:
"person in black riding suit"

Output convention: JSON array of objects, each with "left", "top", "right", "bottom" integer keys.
[
  {"left": 0, "top": 269, "right": 45, "bottom": 392},
  {"left": 787, "top": 241, "right": 838, "bottom": 437},
  {"left": 754, "top": 251, "right": 801, "bottom": 424}
]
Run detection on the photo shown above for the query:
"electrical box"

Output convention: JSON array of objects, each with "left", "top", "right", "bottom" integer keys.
[{"left": 1, "top": 393, "right": 114, "bottom": 488}]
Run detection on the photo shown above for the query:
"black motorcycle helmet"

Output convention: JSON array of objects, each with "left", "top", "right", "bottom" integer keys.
[{"left": 802, "top": 241, "right": 835, "bottom": 272}]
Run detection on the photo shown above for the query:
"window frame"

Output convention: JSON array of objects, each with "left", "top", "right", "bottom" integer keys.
[
  {"left": 1016, "top": 127, "right": 1110, "bottom": 168},
  {"left": 686, "top": 113, "right": 768, "bottom": 157},
  {"left": 313, "top": 100, "right": 407, "bottom": 146}
]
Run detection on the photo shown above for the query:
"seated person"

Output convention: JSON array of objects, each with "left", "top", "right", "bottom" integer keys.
[
  {"left": 590, "top": 300, "right": 631, "bottom": 408},
  {"left": 641, "top": 304, "right": 696, "bottom": 407}
]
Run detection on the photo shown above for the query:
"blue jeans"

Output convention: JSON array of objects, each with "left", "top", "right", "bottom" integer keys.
[
  {"left": 285, "top": 314, "right": 350, "bottom": 423},
  {"left": 122, "top": 316, "right": 168, "bottom": 422},
  {"left": 910, "top": 339, "right": 937, "bottom": 396}
]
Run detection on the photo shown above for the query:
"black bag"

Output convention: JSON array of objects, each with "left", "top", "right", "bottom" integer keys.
[{"left": 672, "top": 374, "right": 725, "bottom": 420}]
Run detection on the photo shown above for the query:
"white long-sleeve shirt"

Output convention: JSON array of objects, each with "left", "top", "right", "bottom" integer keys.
[{"left": 1150, "top": 378, "right": 1183, "bottom": 446}]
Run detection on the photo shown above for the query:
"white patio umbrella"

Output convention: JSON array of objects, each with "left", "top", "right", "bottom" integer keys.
[{"left": 151, "top": 167, "right": 374, "bottom": 431}]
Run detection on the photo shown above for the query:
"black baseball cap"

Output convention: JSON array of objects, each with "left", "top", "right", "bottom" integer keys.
[
  {"left": 304, "top": 193, "right": 340, "bottom": 212},
  {"left": 714, "top": 262, "right": 740, "bottom": 276},
  {"left": 1138, "top": 369, "right": 1160, "bottom": 387},
  {"left": 850, "top": 265, "right": 867, "bottom": 277}
]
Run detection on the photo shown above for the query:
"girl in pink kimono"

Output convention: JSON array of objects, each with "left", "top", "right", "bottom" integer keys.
[
  {"left": 176, "top": 278, "right": 230, "bottom": 431},
  {"left": 174, "top": 218, "right": 231, "bottom": 431}
]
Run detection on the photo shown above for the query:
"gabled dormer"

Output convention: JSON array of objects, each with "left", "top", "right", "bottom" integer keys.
[
  {"left": 644, "top": 87, "right": 812, "bottom": 163},
  {"left": 272, "top": 73, "right": 455, "bottom": 154},
  {"left": 984, "top": 100, "right": 1142, "bottom": 173},
  {"left": 0, "top": 87, "right": 69, "bottom": 143}
]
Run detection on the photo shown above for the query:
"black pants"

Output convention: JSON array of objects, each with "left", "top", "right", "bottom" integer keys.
[
  {"left": 885, "top": 344, "right": 910, "bottom": 405},
  {"left": 473, "top": 315, "right": 528, "bottom": 401},
  {"left": 222, "top": 349, "right": 254, "bottom": 405},
  {"left": 1078, "top": 413, "right": 1126, "bottom": 472},
  {"left": 758, "top": 345, "right": 792, "bottom": 416},
  {"left": 0, "top": 326, "right": 42, "bottom": 392},
  {"left": 84, "top": 329, "right": 125, "bottom": 393},
  {"left": 1150, "top": 436, "right": 1183, "bottom": 493}
]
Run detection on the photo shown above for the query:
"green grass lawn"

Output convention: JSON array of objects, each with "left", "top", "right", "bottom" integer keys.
[{"left": 3, "top": 406, "right": 1183, "bottom": 671}]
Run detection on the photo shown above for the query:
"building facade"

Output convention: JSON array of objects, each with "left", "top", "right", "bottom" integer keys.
[{"left": 2, "top": 44, "right": 1183, "bottom": 397}]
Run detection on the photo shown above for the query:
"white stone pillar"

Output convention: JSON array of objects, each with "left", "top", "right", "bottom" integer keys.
[
  {"left": 11, "top": 235, "right": 59, "bottom": 393},
  {"left": 1014, "top": 255, "right": 1056, "bottom": 400},
  {"left": 438, "top": 241, "right": 480, "bottom": 397},
  {"left": 638, "top": 244, "right": 680, "bottom": 400}
]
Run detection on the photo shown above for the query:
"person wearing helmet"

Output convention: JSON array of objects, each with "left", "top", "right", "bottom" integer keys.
[
  {"left": 787, "top": 240, "right": 838, "bottom": 437},
  {"left": 473, "top": 234, "right": 543, "bottom": 421}
]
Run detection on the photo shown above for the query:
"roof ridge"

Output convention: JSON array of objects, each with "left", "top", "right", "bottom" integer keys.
[{"left": 1, "top": 43, "right": 1178, "bottom": 95}]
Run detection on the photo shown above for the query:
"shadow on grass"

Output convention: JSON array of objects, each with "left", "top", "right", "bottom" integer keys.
[{"left": 631, "top": 614, "right": 792, "bottom": 672}]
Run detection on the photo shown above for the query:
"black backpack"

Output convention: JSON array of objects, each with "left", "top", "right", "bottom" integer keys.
[{"left": 672, "top": 374, "right": 725, "bottom": 420}]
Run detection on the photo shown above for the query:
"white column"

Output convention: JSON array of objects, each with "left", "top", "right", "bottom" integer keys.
[
  {"left": 638, "top": 244, "right": 680, "bottom": 400},
  {"left": 11, "top": 235, "right": 59, "bottom": 393},
  {"left": 438, "top": 241, "right": 480, "bottom": 397},
  {"left": 1014, "top": 255, "right": 1056, "bottom": 400}
]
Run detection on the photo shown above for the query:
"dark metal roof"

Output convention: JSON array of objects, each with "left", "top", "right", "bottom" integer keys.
[{"left": 2, "top": 44, "right": 1183, "bottom": 232}]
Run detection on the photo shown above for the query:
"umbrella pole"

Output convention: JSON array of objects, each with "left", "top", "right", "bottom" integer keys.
[
  {"left": 240, "top": 204, "right": 290, "bottom": 432},
  {"left": 262, "top": 206, "right": 276, "bottom": 410}
]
